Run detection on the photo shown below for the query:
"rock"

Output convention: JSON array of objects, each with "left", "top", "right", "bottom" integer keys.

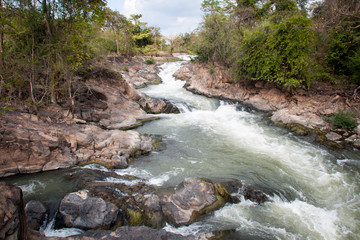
[
  {"left": 58, "top": 190, "right": 120, "bottom": 230},
  {"left": 271, "top": 109, "right": 326, "bottom": 129},
  {"left": 353, "top": 139, "right": 360, "bottom": 148},
  {"left": 241, "top": 187, "right": 269, "bottom": 204},
  {"left": 143, "top": 194, "right": 165, "bottom": 228},
  {"left": 160, "top": 178, "right": 225, "bottom": 227},
  {"left": 325, "top": 132, "right": 343, "bottom": 142},
  {"left": 356, "top": 125, "right": 360, "bottom": 135},
  {"left": 0, "top": 182, "right": 28, "bottom": 240},
  {"left": 25, "top": 200, "right": 47, "bottom": 230},
  {"left": 345, "top": 134, "right": 358, "bottom": 143}
]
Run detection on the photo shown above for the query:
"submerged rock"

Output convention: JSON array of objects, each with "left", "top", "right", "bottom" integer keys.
[
  {"left": 25, "top": 200, "right": 47, "bottom": 231},
  {"left": 58, "top": 190, "right": 120, "bottom": 230}
]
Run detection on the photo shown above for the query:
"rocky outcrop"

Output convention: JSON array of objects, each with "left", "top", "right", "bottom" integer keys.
[
  {"left": 0, "top": 182, "right": 28, "bottom": 240},
  {"left": 110, "top": 56, "right": 162, "bottom": 89},
  {"left": 0, "top": 112, "right": 153, "bottom": 177},
  {"left": 25, "top": 200, "right": 47, "bottom": 231},
  {"left": 159, "top": 178, "right": 226, "bottom": 227},
  {"left": 174, "top": 63, "right": 360, "bottom": 148},
  {"left": 58, "top": 190, "right": 120, "bottom": 230}
]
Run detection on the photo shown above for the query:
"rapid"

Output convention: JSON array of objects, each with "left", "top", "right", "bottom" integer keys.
[
  {"left": 5, "top": 56, "right": 360, "bottom": 239},
  {"left": 133, "top": 55, "right": 360, "bottom": 239}
]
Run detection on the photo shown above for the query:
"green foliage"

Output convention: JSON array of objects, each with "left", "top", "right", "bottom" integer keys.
[
  {"left": 194, "top": 0, "right": 359, "bottom": 90},
  {"left": 238, "top": 15, "right": 314, "bottom": 88},
  {"left": 122, "top": 67, "right": 129, "bottom": 72},
  {"left": 144, "top": 59, "right": 155, "bottom": 65},
  {"left": 325, "top": 110, "right": 358, "bottom": 130}
]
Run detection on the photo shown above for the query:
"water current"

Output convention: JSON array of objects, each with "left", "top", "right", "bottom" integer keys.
[{"left": 4, "top": 55, "right": 360, "bottom": 239}]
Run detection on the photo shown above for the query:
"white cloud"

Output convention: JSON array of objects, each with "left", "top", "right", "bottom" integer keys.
[
  {"left": 123, "top": 0, "right": 139, "bottom": 16},
  {"left": 107, "top": 0, "right": 203, "bottom": 36}
]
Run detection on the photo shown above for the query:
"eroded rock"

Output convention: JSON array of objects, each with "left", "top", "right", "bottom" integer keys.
[
  {"left": 58, "top": 190, "right": 120, "bottom": 230},
  {"left": 0, "top": 182, "right": 28, "bottom": 240},
  {"left": 160, "top": 178, "right": 225, "bottom": 227},
  {"left": 25, "top": 200, "right": 47, "bottom": 231}
]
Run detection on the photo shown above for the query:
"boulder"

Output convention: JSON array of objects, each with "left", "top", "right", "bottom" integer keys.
[
  {"left": 325, "top": 132, "right": 343, "bottom": 142},
  {"left": 356, "top": 125, "right": 360, "bottom": 135},
  {"left": 143, "top": 194, "right": 165, "bottom": 228},
  {"left": 58, "top": 190, "right": 120, "bottom": 230},
  {"left": 25, "top": 200, "right": 47, "bottom": 230},
  {"left": 0, "top": 182, "right": 28, "bottom": 240},
  {"left": 160, "top": 178, "right": 225, "bottom": 227}
]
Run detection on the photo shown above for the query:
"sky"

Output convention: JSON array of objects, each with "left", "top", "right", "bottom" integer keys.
[{"left": 106, "top": 0, "right": 204, "bottom": 37}]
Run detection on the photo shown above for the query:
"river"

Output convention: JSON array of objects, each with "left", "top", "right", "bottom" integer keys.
[{"left": 5, "top": 56, "right": 360, "bottom": 239}]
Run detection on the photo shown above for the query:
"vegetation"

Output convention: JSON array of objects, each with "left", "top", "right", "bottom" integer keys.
[
  {"left": 144, "top": 59, "right": 156, "bottom": 65},
  {"left": 186, "top": 0, "right": 360, "bottom": 90},
  {"left": 325, "top": 110, "right": 358, "bottom": 129},
  {"left": 0, "top": 0, "right": 167, "bottom": 108}
]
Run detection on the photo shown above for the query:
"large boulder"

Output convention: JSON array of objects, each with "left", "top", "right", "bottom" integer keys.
[
  {"left": 25, "top": 200, "right": 47, "bottom": 231},
  {"left": 159, "top": 178, "right": 226, "bottom": 227},
  {"left": 58, "top": 190, "right": 120, "bottom": 230},
  {"left": 0, "top": 182, "right": 28, "bottom": 240}
]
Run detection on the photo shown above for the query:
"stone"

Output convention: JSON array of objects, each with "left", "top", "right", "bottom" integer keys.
[
  {"left": 143, "top": 194, "right": 165, "bottom": 228},
  {"left": 58, "top": 190, "right": 120, "bottom": 230},
  {"left": 160, "top": 178, "right": 225, "bottom": 227},
  {"left": 356, "top": 125, "right": 360, "bottom": 135},
  {"left": 25, "top": 200, "right": 47, "bottom": 230},
  {"left": 325, "top": 132, "right": 343, "bottom": 142},
  {"left": 0, "top": 182, "right": 28, "bottom": 240}
]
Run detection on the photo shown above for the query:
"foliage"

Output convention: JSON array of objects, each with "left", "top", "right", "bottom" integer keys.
[
  {"left": 0, "top": 1, "right": 164, "bottom": 107},
  {"left": 325, "top": 110, "right": 358, "bottom": 129},
  {"left": 144, "top": 59, "right": 155, "bottom": 65},
  {"left": 238, "top": 15, "right": 315, "bottom": 89},
  {"left": 192, "top": 0, "right": 360, "bottom": 90}
]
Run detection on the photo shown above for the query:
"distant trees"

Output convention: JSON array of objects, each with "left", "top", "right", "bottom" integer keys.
[{"left": 192, "top": 0, "right": 360, "bottom": 90}]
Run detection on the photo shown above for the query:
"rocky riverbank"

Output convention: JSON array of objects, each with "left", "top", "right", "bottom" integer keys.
[
  {"left": 174, "top": 63, "right": 360, "bottom": 149},
  {"left": 0, "top": 57, "right": 179, "bottom": 178},
  {"left": 0, "top": 56, "right": 272, "bottom": 239}
]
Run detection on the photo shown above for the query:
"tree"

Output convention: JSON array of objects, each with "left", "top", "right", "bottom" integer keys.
[
  {"left": 105, "top": 9, "right": 134, "bottom": 56},
  {"left": 0, "top": 0, "right": 107, "bottom": 105}
]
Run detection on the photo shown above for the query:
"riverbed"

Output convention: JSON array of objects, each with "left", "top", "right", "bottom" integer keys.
[{"left": 5, "top": 56, "right": 360, "bottom": 239}]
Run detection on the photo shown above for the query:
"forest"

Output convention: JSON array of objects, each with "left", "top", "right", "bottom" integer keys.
[
  {"left": 0, "top": 0, "right": 164, "bottom": 109},
  {"left": 0, "top": 0, "right": 359, "bottom": 111},
  {"left": 191, "top": 0, "right": 360, "bottom": 90}
]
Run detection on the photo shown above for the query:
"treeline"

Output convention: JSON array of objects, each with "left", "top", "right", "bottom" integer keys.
[
  {"left": 0, "top": 0, "right": 165, "bottom": 107},
  {"left": 191, "top": 0, "right": 359, "bottom": 90}
]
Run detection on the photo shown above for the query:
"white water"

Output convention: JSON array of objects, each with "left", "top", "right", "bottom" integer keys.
[
  {"left": 5, "top": 55, "right": 359, "bottom": 239},
  {"left": 133, "top": 55, "right": 360, "bottom": 239}
]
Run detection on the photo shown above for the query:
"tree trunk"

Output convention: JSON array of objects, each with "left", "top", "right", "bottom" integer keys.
[{"left": 116, "top": 39, "right": 120, "bottom": 55}]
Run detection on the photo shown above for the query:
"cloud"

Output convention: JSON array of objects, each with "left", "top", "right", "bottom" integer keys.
[
  {"left": 107, "top": 0, "right": 203, "bottom": 36},
  {"left": 124, "top": 0, "right": 139, "bottom": 16}
]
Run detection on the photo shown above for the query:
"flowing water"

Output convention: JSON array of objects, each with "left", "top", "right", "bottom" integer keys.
[{"left": 4, "top": 56, "right": 360, "bottom": 239}]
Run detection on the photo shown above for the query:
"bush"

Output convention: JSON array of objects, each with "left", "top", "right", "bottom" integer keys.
[
  {"left": 238, "top": 15, "right": 315, "bottom": 89},
  {"left": 144, "top": 59, "right": 155, "bottom": 65},
  {"left": 325, "top": 110, "right": 357, "bottom": 129}
]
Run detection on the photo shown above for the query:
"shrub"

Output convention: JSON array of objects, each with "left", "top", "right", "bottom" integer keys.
[
  {"left": 122, "top": 67, "right": 129, "bottom": 72},
  {"left": 144, "top": 59, "right": 155, "bottom": 65},
  {"left": 325, "top": 110, "right": 357, "bottom": 129},
  {"left": 238, "top": 15, "right": 315, "bottom": 89}
]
